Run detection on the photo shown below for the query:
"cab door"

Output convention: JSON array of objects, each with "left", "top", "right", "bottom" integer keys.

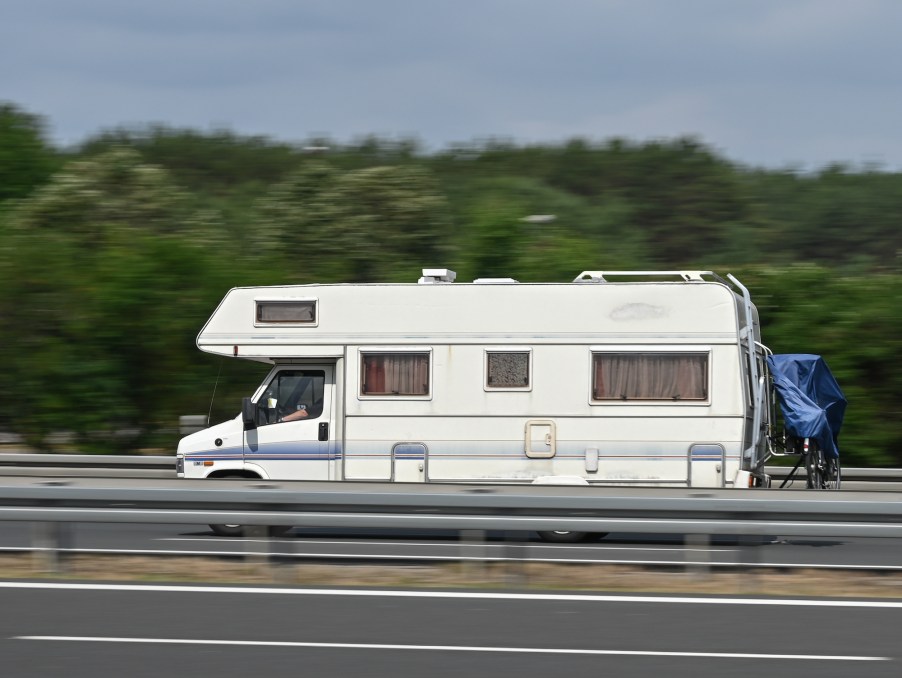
[{"left": 244, "top": 366, "right": 333, "bottom": 480}]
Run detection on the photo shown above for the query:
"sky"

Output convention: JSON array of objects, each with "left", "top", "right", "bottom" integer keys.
[{"left": 3, "top": 0, "right": 902, "bottom": 169}]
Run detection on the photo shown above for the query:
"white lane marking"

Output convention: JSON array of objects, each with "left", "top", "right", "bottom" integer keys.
[
  {"left": 4, "top": 581, "right": 902, "bottom": 608},
  {"left": 13, "top": 636, "right": 888, "bottom": 661}
]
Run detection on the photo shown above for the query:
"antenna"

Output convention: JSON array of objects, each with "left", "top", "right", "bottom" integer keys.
[{"left": 206, "top": 360, "right": 223, "bottom": 427}]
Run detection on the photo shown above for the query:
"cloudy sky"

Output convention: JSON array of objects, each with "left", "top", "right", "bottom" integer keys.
[{"left": 3, "top": 0, "right": 901, "bottom": 168}]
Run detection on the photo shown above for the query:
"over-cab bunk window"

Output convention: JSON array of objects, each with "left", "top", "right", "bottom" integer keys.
[
  {"left": 361, "top": 351, "right": 431, "bottom": 397},
  {"left": 255, "top": 299, "right": 317, "bottom": 326},
  {"left": 592, "top": 352, "right": 708, "bottom": 402}
]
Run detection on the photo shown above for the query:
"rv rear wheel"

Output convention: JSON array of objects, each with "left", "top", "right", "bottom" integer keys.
[
  {"left": 537, "top": 530, "right": 599, "bottom": 543},
  {"left": 209, "top": 524, "right": 293, "bottom": 538}
]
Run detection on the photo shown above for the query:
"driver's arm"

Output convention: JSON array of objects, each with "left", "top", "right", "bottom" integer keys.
[{"left": 280, "top": 406, "right": 309, "bottom": 422}]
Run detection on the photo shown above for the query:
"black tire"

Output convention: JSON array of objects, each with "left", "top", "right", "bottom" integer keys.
[
  {"left": 537, "top": 530, "right": 591, "bottom": 543},
  {"left": 209, "top": 524, "right": 294, "bottom": 538},
  {"left": 209, "top": 523, "right": 244, "bottom": 537},
  {"left": 207, "top": 474, "right": 294, "bottom": 537}
]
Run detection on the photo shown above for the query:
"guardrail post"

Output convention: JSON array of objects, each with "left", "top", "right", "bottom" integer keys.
[
  {"left": 460, "top": 529, "right": 487, "bottom": 580},
  {"left": 503, "top": 531, "right": 527, "bottom": 587},
  {"left": 31, "top": 521, "right": 72, "bottom": 574},
  {"left": 243, "top": 525, "right": 269, "bottom": 567},
  {"left": 270, "top": 532, "right": 295, "bottom": 584},
  {"left": 685, "top": 533, "right": 711, "bottom": 577},
  {"left": 737, "top": 531, "right": 768, "bottom": 594}
]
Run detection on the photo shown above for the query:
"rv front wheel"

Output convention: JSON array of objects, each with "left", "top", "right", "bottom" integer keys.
[
  {"left": 210, "top": 523, "right": 244, "bottom": 537},
  {"left": 206, "top": 472, "right": 294, "bottom": 537},
  {"left": 208, "top": 524, "right": 293, "bottom": 538}
]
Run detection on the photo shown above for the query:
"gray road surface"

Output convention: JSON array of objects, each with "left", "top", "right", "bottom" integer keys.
[{"left": 0, "top": 582, "right": 898, "bottom": 678}]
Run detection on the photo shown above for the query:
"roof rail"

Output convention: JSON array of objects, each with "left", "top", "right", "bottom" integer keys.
[{"left": 573, "top": 271, "right": 715, "bottom": 283}]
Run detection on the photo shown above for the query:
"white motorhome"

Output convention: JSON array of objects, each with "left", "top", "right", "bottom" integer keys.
[{"left": 177, "top": 269, "right": 773, "bottom": 522}]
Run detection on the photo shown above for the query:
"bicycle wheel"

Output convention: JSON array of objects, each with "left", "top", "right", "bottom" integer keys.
[
  {"left": 804, "top": 440, "right": 825, "bottom": 489},
  {"left": 824, "top": 456, "right": 841, "bottom": 490}
]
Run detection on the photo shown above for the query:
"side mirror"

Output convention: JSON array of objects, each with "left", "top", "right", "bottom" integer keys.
[{"left": 241, "top": 397, "right": 257, "bottom": 430}]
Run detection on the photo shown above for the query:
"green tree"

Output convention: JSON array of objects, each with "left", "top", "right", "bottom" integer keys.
[
  {"left": 78, "top": 125, "right": 303, "bottom": 195},
  {"left": 0, "top": 103, "right": 58, "bottom": 202},
  {"left": 747, "top": 265, "right": 902, "bottom": 467},
  {"left": 0, "top": 149, "right": 250, "bottom": 451},
  {"left": 255, "top": 163, "right": 452, "bottom": 282}
]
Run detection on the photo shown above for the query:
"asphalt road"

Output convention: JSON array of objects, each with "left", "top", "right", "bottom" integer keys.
[{"left": 0, "top": 582, "right": 899, "bottom": 678}]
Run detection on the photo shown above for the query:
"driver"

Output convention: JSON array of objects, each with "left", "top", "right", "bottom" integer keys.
[{"left": 279, "top": 396, "right": 323, "bottom": 422}]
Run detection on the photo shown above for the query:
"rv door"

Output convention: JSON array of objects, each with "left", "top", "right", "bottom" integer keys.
[{"left": 244, "top": 366, "right": 334, "bottom": 480}]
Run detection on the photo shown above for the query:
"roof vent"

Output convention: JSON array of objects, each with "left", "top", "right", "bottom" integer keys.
[
  {"left": 473, "top": 278, "right": 519, "bottom": 284},
  {"left": 418, "top": 268, "right": 457, "bottom": 284}
]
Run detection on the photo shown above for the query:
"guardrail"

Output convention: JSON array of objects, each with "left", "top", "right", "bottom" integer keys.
[
  {"left": 3, "top": 477, "right": 902, "bottom": 575},
  {"left": 2, "top": 454, "right": 901, "bottom": 484},
  {"left": 3, "top": 477, "right": 902, "bottom": 537},
  {"left": 0, "top": 454, "right": 174, "bottom": 469},
  {"left": 0, "top": 454, "right": 174, "bottom": 478},
  {"left": 766, "top": 465, "right": 902, "bottom": 482}
]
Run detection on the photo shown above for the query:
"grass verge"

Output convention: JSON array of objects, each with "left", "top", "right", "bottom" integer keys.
[{"left": 3, "top": 553, "right": 902, "bottom": 598}]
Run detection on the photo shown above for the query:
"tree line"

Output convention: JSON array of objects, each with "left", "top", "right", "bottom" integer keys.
[{"left": 1, "top": 102, "right": 900, "bottom": 466}]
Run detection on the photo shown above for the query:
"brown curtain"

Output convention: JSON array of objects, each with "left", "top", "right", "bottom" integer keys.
[
  {"left": 593, "top": 353, "right": 707, "bottom": 400},
  {"left": 363, "top": 353, "right": 429, "bottom": 395}
]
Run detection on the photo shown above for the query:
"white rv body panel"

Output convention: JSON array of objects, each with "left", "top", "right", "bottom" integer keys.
[
  {"left": 339, "top": 414, "right": 740, "bottom": 484},
  {"left": 198, "top": 282, "right": 741, "bottom": 357},
  {"left": 178, "top": 272, "right": 767, "bottom": 489}
]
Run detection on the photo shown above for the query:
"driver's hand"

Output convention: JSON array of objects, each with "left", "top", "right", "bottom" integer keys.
[{"left": 280, "top": 407, "right": 309, "bottom": 422}]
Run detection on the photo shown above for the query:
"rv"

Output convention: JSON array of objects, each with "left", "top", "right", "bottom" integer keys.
[{"left": 177, "top": 269, "right": 774, "bottom": 537}]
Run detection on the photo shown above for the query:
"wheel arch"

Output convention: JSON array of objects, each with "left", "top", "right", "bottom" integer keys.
[{"left": 206, "top": 466, "right": 266, "bottom": 480}]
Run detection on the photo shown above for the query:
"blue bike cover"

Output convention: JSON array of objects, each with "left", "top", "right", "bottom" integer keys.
[{"left": 767, "top": 354, "right": 847, "bottom": 459}]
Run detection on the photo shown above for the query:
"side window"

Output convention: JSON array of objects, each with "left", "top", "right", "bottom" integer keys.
[
  {"left": 259, "top": 370, "right": 325, "bottom": 424},
  {"left": 255, "top": 299, "right": 317, "bottom": 326},
  {"left": 361, "top": 352, "right": 430, "bottom": 397},
  {"left": 592, "top": 352, "right": 708, "bottom": 401},
  {"left": 485, "top": 350, "right": 531, "bottom": 390}
]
